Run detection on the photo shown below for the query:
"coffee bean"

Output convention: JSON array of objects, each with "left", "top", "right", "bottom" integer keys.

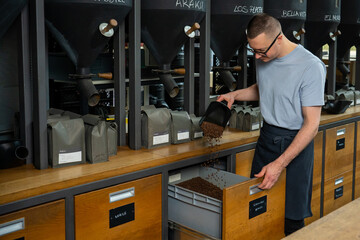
[
  {"left": 200, "top": 121, "right": 224, "bottom": 143},
  {"left": 177, "top": 177, "right": 223, "bottom": 201}
]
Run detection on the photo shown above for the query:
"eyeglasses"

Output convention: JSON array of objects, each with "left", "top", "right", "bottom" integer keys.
[{"left": 247, "top": 32, "right": 282, "bottom": 57}]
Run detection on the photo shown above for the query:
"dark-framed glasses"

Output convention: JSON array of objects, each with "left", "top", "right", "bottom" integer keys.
[{"left": 247, "top": 32, "right": 282, "bottom": 57}]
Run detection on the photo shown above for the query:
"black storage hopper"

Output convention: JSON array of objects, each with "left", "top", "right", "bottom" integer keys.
[
  {"left": 45, "top": 0, "right": 132, "bottom": 106},
  {"left": 337, "top": 0, "right": 360, "bottom": 59},
  {"left": 211, "top": 0, "right": 263, "bottom": 91},
  {"left": 264, "top": 0, "right": 307, "bottom": 42},
  {"left": 304, "top": 0, "right": 341, "bottom": 54},
  {"left": 0, "top": 0, "right": 28, "bottom": 40},
  {"left": 141, "top": 0, "right": 206, "bottom": 97}
]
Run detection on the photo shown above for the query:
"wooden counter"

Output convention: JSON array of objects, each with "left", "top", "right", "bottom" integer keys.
[
  {"left": 283, "top": 198, "right": 360, "bottom": 240},
  {"left": 1, "top": 106, "right": 360, "bottom": 206}
]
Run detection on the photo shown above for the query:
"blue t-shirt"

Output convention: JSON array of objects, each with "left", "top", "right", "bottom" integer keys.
[{"left": 256, "top": 44, "right": 326, "bottom": 130}]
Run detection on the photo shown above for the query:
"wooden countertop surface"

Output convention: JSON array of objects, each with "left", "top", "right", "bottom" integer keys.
[
  {"left": 1, "top": 106, "right": 360, "bottom": 206},
  {"left": 283, "top": 198, "right": 360, "bottom": 240}
]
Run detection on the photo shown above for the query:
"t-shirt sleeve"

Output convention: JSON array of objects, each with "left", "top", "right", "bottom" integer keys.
[{"left": 300, "top": 61, "right": 326, "bottom": 107}]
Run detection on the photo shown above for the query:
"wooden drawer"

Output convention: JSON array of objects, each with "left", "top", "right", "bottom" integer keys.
[
  {"left": 304, "top": 183, "right": 321, "bottom": 225},
  {"left": 75, "top": 174, "right": 162, "bottom": 240},
  {"left": 324, "top": 123, "right": 354, "bottom": 180},
  {"left": 223, "top": 171, "right": 286, "bottom": 240},
  {"left": 169, "top": 167, "right": 286, "bottom": 240},
  {"left": 0, "top": 200, "right": 65, "bottom": 240},
  {"left": 355, "top": 166, "right": 360, "bottom": 199},
  {"left": 235, "top": 149, "right": 255, "bottom": 178},
  {"left": 323, "top": 170, "right": 353, "bottom": 216}
]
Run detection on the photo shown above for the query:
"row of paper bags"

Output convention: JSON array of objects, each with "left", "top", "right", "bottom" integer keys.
[
  {"left": 228, "top": 105, "right": 263, "bottom": 132},
  {"left": 141, "top": 105, "right": 203, "bottom": 149},
  {"left": 334, "top": 87, "right": 360, "bottom": 106},
  {"left": 47, "top": 108, "right": 117, "bottom": 168}
]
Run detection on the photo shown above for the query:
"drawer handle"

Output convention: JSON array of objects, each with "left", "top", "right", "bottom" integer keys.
[
  {"left": 109, "top": 187, "right": 135, "bottom": 203},
  {"left": 335, "top": 177, "right": 344, "bottom": 186},
  {"left": 249, "top": 184, "right": 263, "bottom": 195},
  {"left": 337, "top": 129, "right": 345, "bottom": 136},
  {"left": 0, "top": 218, "right": 25, "bottom": 237}
]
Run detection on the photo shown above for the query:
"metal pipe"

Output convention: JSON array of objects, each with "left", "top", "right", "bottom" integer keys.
[
  {"left": 219, "top": 70, "right": 236, "bottom": 91},
  {"left": 76, "top": 78, "right": 100, "bottom": 107},
  {"left": 159, "top": 73, "right": 179, "bottom": 98}
]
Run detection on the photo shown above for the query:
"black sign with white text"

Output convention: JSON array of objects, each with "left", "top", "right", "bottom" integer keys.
[
  {"left": 109, "top": 203, "right": 135, "bottom": 228},
  {"left": 249, "top": 195, "right": 267, "bottom": 219}
]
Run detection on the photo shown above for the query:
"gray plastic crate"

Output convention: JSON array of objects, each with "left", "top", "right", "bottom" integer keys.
[{"left": 168, "top": 166, "right": 250, "bottom": 239}]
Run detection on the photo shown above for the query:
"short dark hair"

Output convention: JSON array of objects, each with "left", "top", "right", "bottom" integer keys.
[{"left": 247, "top": 13, "right": 282, "bottom": 39}]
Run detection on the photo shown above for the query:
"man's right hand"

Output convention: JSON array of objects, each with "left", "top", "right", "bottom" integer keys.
[
  {"left": 217, "top": 93, "right": 235, "bottom": 109},
  {"left": 216, "top": 84, "right": 259, "bottom": 109}
]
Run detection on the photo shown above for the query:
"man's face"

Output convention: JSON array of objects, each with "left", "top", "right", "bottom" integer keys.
[{"left": 247, "top": 32, "right": 281, "bottom": 62}]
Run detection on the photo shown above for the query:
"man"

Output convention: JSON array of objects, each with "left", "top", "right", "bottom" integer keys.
[{"left": 217, "top": 13, "right": 326, "bottom": 235}]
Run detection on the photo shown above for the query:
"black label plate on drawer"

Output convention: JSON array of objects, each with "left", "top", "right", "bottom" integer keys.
[
  {"left": 336, "top": 138, "right": 345, "bottom": 151},
  {"left": 334, "top": 186, "right": 344, "bottom": 199},
  {"left": 109, "top": 202, "right": 135, "bottom": 228},
  {"left": 249, "top": 195, "right": 267, "bottom": 219}
]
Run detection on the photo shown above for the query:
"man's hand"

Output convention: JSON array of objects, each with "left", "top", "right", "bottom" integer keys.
[
  {"left": 217, "top": 93, "right": 235, "bottom": 109},
  {"left": 254, "top": 160, "right": 285, "bottom": 189}
]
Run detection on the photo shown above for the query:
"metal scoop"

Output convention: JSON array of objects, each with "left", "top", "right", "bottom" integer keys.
[{"left": 199, "top": 101, "right": 232, "bottom": 128}]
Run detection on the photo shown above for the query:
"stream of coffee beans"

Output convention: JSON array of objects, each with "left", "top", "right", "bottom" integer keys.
[
  {"left": 175, "top": 121, "right": 226, "bottom": 201},
  {"left": 200, "top": 121, "right": 224, "bottom": 142},
  {"left": 200, "top": 120, "right": 223, "bottom": 168}
]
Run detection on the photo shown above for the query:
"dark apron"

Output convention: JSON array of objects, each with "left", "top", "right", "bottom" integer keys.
[{"left": 251, "top": 121, "right": 314, "bottom": 220}]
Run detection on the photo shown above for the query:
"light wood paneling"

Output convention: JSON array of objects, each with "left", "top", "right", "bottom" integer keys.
[
  {"left": 324, "top": 123, "right": 354, "bottom": 180},
  {"left": 75, "top": 174, "right": 162, "bottom": 240},
  {"left": 1, "top": 107, "right": 360, "bottom": 207},
  {"left": 169, "top": 222, "right": 217, "bottom": 240},
  {"left": 304, "top": 132, "right": 323, "bottom": 226},
  {"left": 355, "top": 166, "right": 360, "bottom": 199},
  {"left": 323, "top": 170, "right": 353, "bottom": 216},
  {"left": 320, "top": 105, "right": 360, "bottom": 125},
  {"left": 283, "top": 198, "right": 360, "bottom": 240},
  {"left": 223, "top": 171, "right": 286, "bottom": 240},
  {"left": 0, "top": 200, "right": 65, "bottom": 240},
  {"left": 0, "top": 129, "right": 259, "bottom": 206},
  {"left": 235, "top": 149, "right": 255, "bottom": 178},
  {"left": 356, "top": 122, "right": 360, "bottom": 199},
  {"left": 357, "top": 122, "right": 360, "bottom": 168},
  {"left": 305, "top": 183, "right": 321, "bottom": 225},
  {"left": 313, "top": 132, "right": 323, "bottom": 186}
]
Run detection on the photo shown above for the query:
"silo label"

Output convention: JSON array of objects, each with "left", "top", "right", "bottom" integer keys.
[
  {"left": 233, "top": 5, "right": 263, "bottom": 14},
  {"left": 324, "top": 15, "right": 341, "bottom": 21},
  {"left": 176, "top": 0, "right": 204, "bottom": 10},
  {"left": 94, "top": 0, "right": 126, "bottom": 3},
  {"left": 281, "top": 10, "right": 306, "bottom": 18}
]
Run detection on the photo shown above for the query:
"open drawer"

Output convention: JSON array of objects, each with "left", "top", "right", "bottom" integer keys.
[{"left": 168, "top": 166, "right": 286, "bottom": 240}]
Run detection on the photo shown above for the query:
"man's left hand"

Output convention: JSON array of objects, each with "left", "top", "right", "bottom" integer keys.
[{"left": 254, "top": 160, "right": 284, "bottom": 190}]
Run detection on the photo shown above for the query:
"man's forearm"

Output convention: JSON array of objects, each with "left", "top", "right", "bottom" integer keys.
[
  {"left": 217, "top": 84, "right": 259, "bottom": 108},
  {"left": 233, "top": 84, "right": 259, "bottom": 102}
]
